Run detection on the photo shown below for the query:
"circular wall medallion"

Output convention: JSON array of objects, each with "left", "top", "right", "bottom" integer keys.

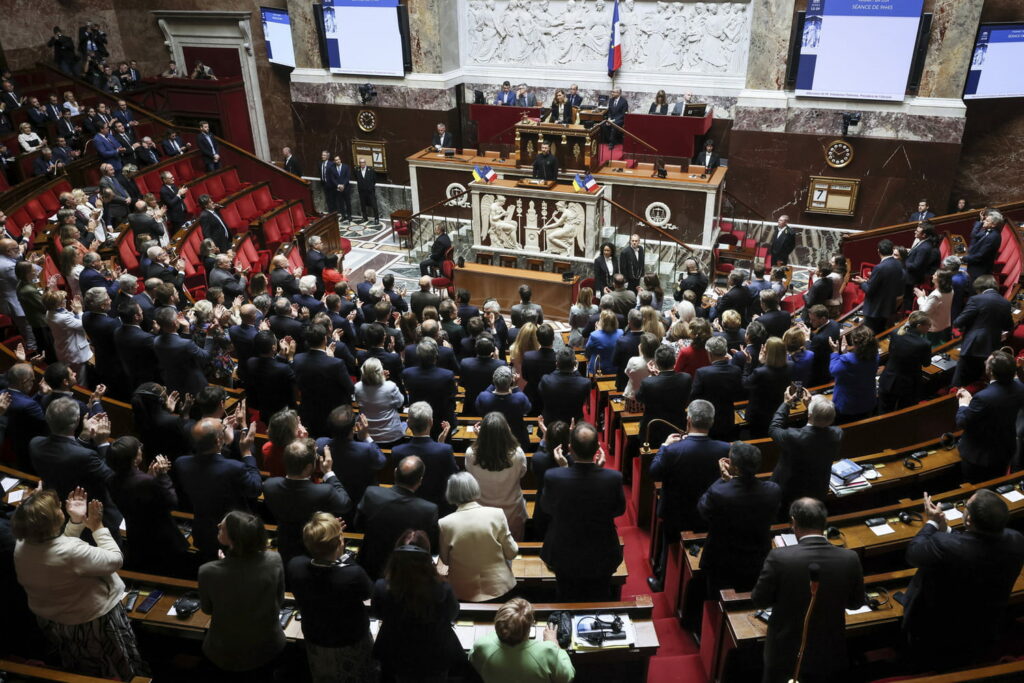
[
  {"left": 645, "top": 201, "right": 671, "bottom": 227},
  {"left": 357, "top": 109, "right": 377, "bottom": 133},
  {"left": 445, "top": 183, "right": 469, "bottom": 206},
  {"left": 825, "top": 139, "right": 854, "bottom": 168}
]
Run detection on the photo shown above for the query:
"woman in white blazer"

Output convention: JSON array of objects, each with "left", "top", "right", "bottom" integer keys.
[
  {"left": 438, "top": 472, "right": 518, "bottom": 602},
  {"left": 43, "top": 288, "right": 92, "bottom": 377}
]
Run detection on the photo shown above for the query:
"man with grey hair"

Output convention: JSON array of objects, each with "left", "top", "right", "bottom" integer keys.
[
  {"left": 357, "top": 268, "right": 377, "bottom": 303},
  {"left": 208, "top": 252, "right": 246, "bottom": 302},
  {"left": 30, "top": 397, "right": 122, "bottom": 537},
  {"left": 647, "top": 398, "right": 731, "bottom": 592},
  {"left": 942, "top": 254, "right": 970, "bottom": 321},
  {"left": 143, "top": 245, "right": 184, "bottom": 288},
  {"left": 607, "top": 273, "right": 637, "bottom": 316},
  {"left": 82, "top": 285, "right": 128, "bottom": 397},
  {"left": 692, "top": 335, "right": 743, "bottom": 440},
  {"left": 482, "top": 298, "right": 510, "bottom": 350},
  {"left": 113, "top": 272, "right": 137, "bottom": 312},
  {"left": 79, "top": 251, "right": 120, "bottom": 297},
  {"left": 769, "top": 387, "right": 841, "bottom": 512},
  {"left": 293, "top": 274, "right": 324, "bottom": 315},
  {"left": 270, "top": 254, "right": 302, "bottom": 298},
  {"left": 198, "top": 193, "right": 231, "bottom": 253},
  {"left": 304, "top": 235, "right": 325, "bottom": 290},
  {"left": 159, "top": 169, "right": 189, "bottom": 230},
  {"left": 392, "top": 401, "right": 458, "bottom": 513},
  {"left": 402, "top": 339, "right": 456, "bottom": 441},
  {"left": 136, "top": 135, "right": 160, "bottom": 167},
  {"left": 965, "top": 208, "right": 1004, "bottom": 281},
  {"left": 476, "top": 364, "right": 531, "bottom": 449}
]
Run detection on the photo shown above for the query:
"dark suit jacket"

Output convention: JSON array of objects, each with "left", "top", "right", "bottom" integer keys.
[
  {"left": 965, "top": 227, "right": 1002, "bottom": 280},
  {"left": 637, "top": 371, "right": 692, "bottom": 446},
  {"left": 270, "top": 267, "right": 300, "bottom": 298},
  {"left": 172, "top": 451, "right": 262, "bottom": 558},
  {"left": 904, "top": 524, "right": 1024, "bottom": 658},
  {"left": 127, "top": 211, "right": 165, "bottom": 245},
  {"left": 326, "top": 163, "right": 351, "bottom": 195},
  {"left": 293, "top": 350, "right": 353, "bottom": 437},
  {"left": 263, "top": 476, "right": 353, "bottom": 564},
  {"left": 742, "top": 363, "right": 791, "bottom": 434},
  {"left": 458, "top": 356, "right": 505, "bottom": 413},
  {"left": 714, "top": 285, "right": 754, "bottom": 325},
  {"left": 402, "top": 344, "right": 458, "bottom": 375},
  {"left": 429, "top": 233, "right": 452, "bottom": 263},
  {"left": 110, "top": 469, "right": 189, "bottom": 573},
  {"left": 808, "top": 320, "right": 841, "bottom": 386},
  {"left": 354, "top": 166, "right": 376, "bottom": 196},
  {"left": 431, "top": 132, "right": 454, "bottom": 149},
  {"left": 132, "top": 292, "right": 157, "bottom": 332},
  {"left": 611, "top": 330, "right": 643, "bottom": 390},
  {"left": 860, "top": 257, "right": 905, "bottom": 319},
  {"left": 358, "top": 347, "right": 406, "bottom": 395},
  {"left": 246, "top": 356, "right": 297, "bottom": 422},
  {"left": 159, "top": 184, "right": 189, "bottom": 225},
  {"left": 692, "top": 361, "right": 744, "bottom": 441},
  {"left": 618, "top": 246, "right": 645, "bottom": 286},
  {"left": 605, "top": 96, "right": 628, "bottom": 125},
  {"left": 954, "top": 289, "right": 1014, "bottom": 359},
  {"left": 199, "top": 209, "right": 232, "bottom": 253},
  {"left": 802, "top": 276, "right": 832, "bottom": 312},
  {"left": 391, "top": 436, "right": 458, "bottom": 513},
  {"left": 692, "top": 150, "right": 721, "bottom": 171},
  {"left": 698, "top": 476, "right": 782, "bottom": 591},
  {"left": 268, "top": 314, "right": 306, "bottom": 351},
  {"left": 30, "top": 435, "right": 121, "bottom": 534},
  {"left": 768, "top": 228, "right": 796, "bottom": 265},
  {"left": 228, "top": 324, "right": 258, "bottom": 380},
  {"left": 769, "top": 403, "right": 841, "bottom": 507},
  {"left": 677, "top": 272, "right": 709, "bottom": 301},
  {"left": 197, "top": 132, "right": 218, "bottom": 164},
  {"left": 114, "top": 324, "right": 158, "bottom": 387},
  {"left": 521, "top": 347, "right": 556, "bottom": 414},
  {"left": 79, "top": 267, "right": 120, "bottom": 298},
  {"left": 538, "top": 370, "right": 591, "bottom": 425},
  {"left": 407, "top": 291, "right": 439, "bottom": 320},
  {"left": 283, "top": 155, "right": 302, "bottom": 176},
  {"left": 650, "top": 434, "right": 730, "bottom": 534},
  {"left": 7, "top": 390, "right": 46, "bottom": 471},
  {"left": 878, "top": 331, "right": 932, "bottom": 404},
  {"left": 153, "top": 332, "right": 210, "bottom": 395},
  {"left": 752, "top": 536, "right": 864, "bottom": 680},
  {"left": 403, "top": 365, "right": 456, "bottom": 430},
  {"left": 758, "top": 309, "right": 792, "bottom": 340},
  {"left": 356, "top": 485, "right": 439, "bottom": 579},
  {"left": 541, "top": 461, "right": 625, "bottom": 578},
  {"left": 593, "top": 254, "right": 616, "bottom": 293},
  {"left": 83, "top": 310, "right": 125, "bottom": 389},
  {"left": 208, "top": 267, "right": 245, "bottom": 301},
  {"left": 956, "top": 379, "right": 1024, "bottom": 472},
  {"left": 320, "top": 437, "right": 388, "bottom": 507},
  {"left": 903, "top": 240, "right": 940, "bottom": 285}
]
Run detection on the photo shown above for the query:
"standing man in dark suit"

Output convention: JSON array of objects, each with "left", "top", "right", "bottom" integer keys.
[
  {"left": 675, "top": 257, "right": 709, "bottom": 301},
  {"left": 604, "top": 88, "right": 628, "bottom": 148},
  {"left": 410, "top": 276, "right": 440, "bottom": 320},
  {"left": 699, "top": 441, "right": 782, "bottom": 592},
  {"left": 768, "top": 215, "right": 796, "bottom": 266},
  {"left": 902, "top": 489, "right": 1024, "bottom": 672},
  {"left": 752, "top": 498, "right": 865, "bottom": 683},
  {"left": 541, "top": 422, "right": 625, "bottom": 601},
  {"left": 403, "top": 339, "right": 457, "bottom": 438},
  {"left": 197, "top": 120, "right": 220, "bottom": 171},
  {"left": 712, "top": 270, "right": 754, "bottom": 325},
  {"left": 30, "top": 398, "right": 122, "bottom": 538},
  {"left": 391, "top": 402, "right": 458, "bottom": 513},
  {"left": 692, "top": 139, "right": 720, "bottom": 173},
  {"left": 901, "top": 223, "right": 941, "bottom": 304},
  {"left": 82, "top": 286, "right": 128, "bottom": 397},
  {"left": 431, "top": 123, "right": 454, "bottom": 151},
  {"left": 152, "top": 308, "right": 210, "bottom": 396},
  {"left": 270, "top": 255, "right": 302, "bottom": 298},
  {"left": 356, "top": 456, "right": 439, "bottom": 579},
  {"left": 805, "top": 305, "right": 841, "bottom": 386},
  {"left": 246, "top": 330, "right": 298, "bottom": 423},
  {"left": 459, "top": 336, "right": 505, "bottom": 413},
  {"left": 228, "top": 304, "right": 260, "bottom": 383},
  {"left": 317, "top": 405, "right": 388, "bottom": 508},
  {"left": 420, "top": 223, "right": 452, "bottom": 276},
  {"left": 159, "top": 170, "right": 190, "bottom": 231},
  {"left": 756, "top": 290, "right": 792, "bottom": 339},
  {"left": 953, "top": 274, "right": 1014, "bottom": 387},
  {"left": 114, "top": 302, "right": 158, "bottom": 388},
  {"left": 198, "top": 194, "right": 232, "bottom": 253},
  {"left": 354, "top": 157, "right": 379, "bottom": 223},
  {"left": 173, "top": 418, "right": 262, "bottom": 561},
  {"left": 802, "top": 261, "right": 834, "bottom": 317},
  {"left": 769, "top": 390, "right": 841, "bottom": 511},
  {"left": 135, "top": 136, "right": 160, "bottom": 167},
  {"left": 317, "top": 150, "right": 336, "bottom": 214},
  {"left": 692, "top": 336, "right": 744, "bottom": 441},
  {"left": 878, "top": 312, "right": 933, "bottom": 412},
  {"left": 293, "top": 324, "right": 354, "bottom": 438},
  {"left": 611, "top": 311, "right": 643, "bottom": 390},
  {"left": 618, "top": 233, "right": 645, "bottom": 292},
  {"left": 637, "top": 345, "right": 692, "bottom": 447},
  {"left": 852, "top": 239, "right": 905, "bottom": 334},
  {"left": 955, "top": 350, "right": 1024, "bottom": 482},
  {"left": 328, "top": 154, "right": 352, "bottom": 222},
  {"left": 208, "top": 254, "right": 247, "bottom": 302},
  {"left": 647, "top": 399, "right": 729, "bottom": 591},
  {"left": 965, "top": 209, "right": 1003, "bottom": 281},
  {"left": 522, "top": 323, "right": 557, "bottom": 415},
  {"left": 282, "top": 146, "right": 302, "bottom": 176},
  {"left": 531, "top": 142, "right": 558, "bottom": 180},
  {"left": 263, "top": 440, "right": 352, "bottom": 567},
  {"left": 538, "top": 347, "right": 592, "bottom": 425}
]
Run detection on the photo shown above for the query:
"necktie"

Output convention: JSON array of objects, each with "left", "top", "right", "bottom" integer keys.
[
  {"left": 111, "top": 178, "right": 127, "bottom": 198},
  {"left": 172, "top": 139, "right": 180, "bottom": 153}
]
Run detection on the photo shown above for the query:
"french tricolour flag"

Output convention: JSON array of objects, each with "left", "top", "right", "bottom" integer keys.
[{"left": 607, "top": 0, "right": 622, "bottom": 78}]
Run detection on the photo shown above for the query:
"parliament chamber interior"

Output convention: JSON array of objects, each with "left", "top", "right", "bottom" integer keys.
[{"left": 3, "top": 1, "right": 1024, "bottom": 682}]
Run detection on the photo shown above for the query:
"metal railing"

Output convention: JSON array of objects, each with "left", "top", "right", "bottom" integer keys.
[{"left": 406, "top": 188, "right": 472, "bottom": 260}]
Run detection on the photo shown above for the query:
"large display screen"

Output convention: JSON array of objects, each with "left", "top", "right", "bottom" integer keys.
[
  {"left": 260, "top": 7, "right": 296, "bottom": 68},
  {"left": 795, "top": 0, "right": 925, "bottom": 102},
  {"left": 964, "top": 24, "right": 1024, "bottom": 100},
  {"left": 322, "top": 0, "right": 405, "bottom": 77}
]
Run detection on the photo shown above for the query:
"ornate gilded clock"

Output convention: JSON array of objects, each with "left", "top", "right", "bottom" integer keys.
[
  {"left": 825, "top": 139, "right": 854, "bottom": 168},
  {"left": 357, "top": 109, "right": 377, "bottom": 133}
]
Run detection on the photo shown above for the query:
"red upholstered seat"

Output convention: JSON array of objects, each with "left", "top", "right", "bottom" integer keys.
[
  {"left": 183, "top": 190, "right": 200, "bottom": 216},
  {"left": 285, "top": 244, "right": 304, "bottom": 273},
  {"left": 840, "top": 281, "right": 865, "bottom": 315},
  {"left": 24, "top": 198, "right": 48, "bottom": 224},
  {"left": 233, "top": 194, "right": 260, "bottom": 222},
  {"left": 43, "top": 253, "right": 65, "bottom": 290},
  {"left": 260, "top": 214, "right": 283, "bottom": 251},
  {"left": 252, "top": 185, "right": 282, "bottom": 213},
  {"left": 289, "top": 203, "right": 315, "bottom": 231},
  {"left": 205, "top": 174, "right": 226, "bottom": 202},
  {"left": 7, "top": 209, "right": 31, "bottom": 237},
  {"left": 38, "top": 191, "right": 61, "bottom": 214},
  {"left": 221, "top": 168, "right": 247, "bottom": 193},
  {"left": 339, "top": 237, "right": 351, "bottom": 255},
  {"left": 116, "top": 229, "right": 139, "bottom": 274},
  {"left": 220, "top": 204, "right": 246, "bottom": 234},
  {"left": 430, "top": 256, "right": 455, "bottom": 297},
  {"left": 175, "top": 159, "right": 197, "bottom": 182}
]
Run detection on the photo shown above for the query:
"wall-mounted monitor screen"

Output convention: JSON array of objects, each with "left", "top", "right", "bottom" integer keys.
[
  {"left": 964, "top": 23, "right": 1024, "bottom": 100},
  {"left": 260, "top": 7, "right": 295, "bottom": 68},
  {"left": 322, "top": 0, "right": 405, "bottom": 77}
]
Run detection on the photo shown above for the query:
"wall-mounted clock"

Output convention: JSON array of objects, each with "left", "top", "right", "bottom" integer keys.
[
  {"left": 825, "top": 139, "right": 854, "bottom": 168},
  {"left": 357, "top": 109, "right": 377, "bottom": 133}
]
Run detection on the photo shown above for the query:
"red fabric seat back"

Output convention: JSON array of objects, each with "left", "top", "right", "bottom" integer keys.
[
  {"left": 234, "top": 194, "right": 259, "bottom": 222},
  {"left": 205, "top": 174, "right": 226, "bottom": 201},
  {"left": 38, "top": 191, "right": 61, "bottom": 214},
  {"left": 43, "top": 253, "right": 65, "bottom": 290},
  {"left": 289, "top": 203, "right": 310, "bottom": 231},
  {"left": 175, "top": 159, "right": 196, "bottom": 182},
  {"left": 117, "top": 229, "right": 139, "bottom": 273},
  {"left": 285, "top": 245, "right": 304, "bottom": 273},
  {"left": 24, "top": 198, "right": 47, "bottom": 223},
  {"left": 221, "top": 204, "right": 245, "bottom": 233},
  {"left": 183, "top": 190, "right": 200, "bottom": 216},
  {"left": 222, "top": 168, "right": 244, "bottom": 193},
  {"left": 7, "top": 209, "right": 31, "bottom": 237},
  {"left": 253, "top": 186, "right": 277, "bottom": 213}
]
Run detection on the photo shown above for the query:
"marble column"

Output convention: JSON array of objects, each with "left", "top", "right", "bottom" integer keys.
[
  {"left": 408, "top": 0, "right": 443, "bottom": 73},
  {"left": 286, "top": 0, "right": 323, "bottom": 69},
  {"left": 917, "top": 0, "right": 984, "bottom": 99},
  {"left": 744, "top": 0, "right": 797, "bottom": 91}
]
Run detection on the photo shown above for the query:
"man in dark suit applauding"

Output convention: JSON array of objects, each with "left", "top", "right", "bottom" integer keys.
[
  {"left": 356, "top": 456, "right": 439, "bottom": 579},
  {"left": 953, "top": 274, "right": 1014, "bottom": 388},
  {"left": 852, "top": 238, "right": 904, "bottom": 334},
  {"left": 768, "top": 215, "right": 795, "bottom": 266},
  {"left": 637, "top": 345, "right": 692, "bottom": 447},
  {"left": 691, "top": 336, "right": 744, "bottom": 441},
  {"left": 198, "top": 194, "right": 232, "bottom": 253},
  {"left": 902, "top": 489, "right": 1024, "bottom": 672},
  {"left": 391, "top": 402, "right": 458, "bottom": 513},
  {"left": 769, "top": 390, "right": 841, "bottom": 511},
  {"left": 752, "top": 498, "right": 864, "bottom": 683},
  {"left": 647, "top": 399, "right": 729, "bottom": 591},
  {"left": 541, "top": 422, "right": 625, "bottom": 601},
  {"left": 263, "top": 440, "right": 352, "bottom": 567},
  {"left": 538, "top": 347, "right": 592, "bottom": 426},
  {"left": 955, "top": 350, "right": 1024, "bottom": 483},
  {"left": 293, "top": 324, "right": 354, "bottom": 438},
  {"left": 403, "top": 339, "right": 457, "bottom": 439},
  {"left": 354, "top": 157, "right": 378, "bottom": 223},
  {"left": 521, "top": 323, "right": 556, "bottom": 415},
  {"left": 964, "top": 209, "right": 1003, "bottom": 281},
  {"left": 246, "top": 330, "right": 298, "bottom": 424},
  {"left": 698, "top": 441, "right": 782, "bottom": 592},
  {"left": 159, "top": 170, "right": 190, "bottom": 231},
  {"left": 618, "top": 233, "right": 645, "bottom": 292}
]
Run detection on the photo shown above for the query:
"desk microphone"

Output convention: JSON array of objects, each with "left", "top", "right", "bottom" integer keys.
[{"left": 789, "top": 562, "right": 822, "bottom": 683}]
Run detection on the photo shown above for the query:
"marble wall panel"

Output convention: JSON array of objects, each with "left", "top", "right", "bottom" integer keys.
[
  {"left": 916, "top": 0, "right": 983, "bottom": 99},
  {"left": 286, "top": 0, "right": 324, "bottom": 70},
  {"left": 744, "top": 0, "right": 796, "bottom": 90},
  {"left": 0, "top": 1, "right": 127, "bottom": 71},
  {"left": 953, "top": 101, "right": 1024, "bottom": 207},
  {"left": 408, "top": 0, "right": 444, "bottom": 73},
  {"left": 735, "top": 105, "right": 965, "bottom": 144},
  {"left": 292, "top": 80, "right": 456, "bottom": 111}
]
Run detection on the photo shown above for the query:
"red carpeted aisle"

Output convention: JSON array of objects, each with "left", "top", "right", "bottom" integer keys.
[{"left": 603, "top": 439, "right": 705, "bottom": 683}]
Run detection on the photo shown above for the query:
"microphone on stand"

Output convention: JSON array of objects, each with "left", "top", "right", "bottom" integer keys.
[{"left": 789, "top": 562, "right": 822, "bottom": 683}]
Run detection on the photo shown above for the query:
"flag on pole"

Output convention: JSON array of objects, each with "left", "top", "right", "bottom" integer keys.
[
  {"left": 581, "top": 173, "right": 599, "bottom": 192},
  {"left": 472, "top": 165, "right": 497, "bottom": 183},
  {"left": 572, "top": 174, "right": 585, "bottom": 192},
  {"left": 607, "top": 0, "right": 622, "bottom": 78}
]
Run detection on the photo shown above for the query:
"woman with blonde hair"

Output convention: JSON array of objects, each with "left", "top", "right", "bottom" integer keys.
[
  {"left": 640, "top": 306, "right": 665, "bottom": 340},
  {"left": 13, "top": 487, "right": 147, "bottom": 680},
  {"left": 718, "top": 308, "right": 745, "bottom": 351},
  {"left": 585, "top": 309, "right": 622, "bottom": 374},
  {"left": 509, "top": 321, "right": 539, "bottom": 388},
  {"left": 62, "top": 90, "right": 81, "bottom": 115},
  {"left": 742, "top": 336, "right": 792, "bottom": 438},
  {"left": 624, "top": 332, "right": 660, "bottom": 402},
  {"left": 44, "top": 287, "right": 91, "bottom": 377},
  {"left": 18, "top": 121, "right": 43, "bottom": 152},
  {"left": 469, "top": 598, "right": 575, "bottom": 681},
  {"left": 568, "top": 286, "right": 597, "bottom": 347},
  {"left": 465, "top": 412, "right": 528, "bottom": 540},
  {"left": 354, "top": 356, "right": 406, "bottom": 447}
]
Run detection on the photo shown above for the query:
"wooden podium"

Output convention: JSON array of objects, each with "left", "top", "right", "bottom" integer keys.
[{"left": 514, "top": 121, "right": 600, "bottom": 174}]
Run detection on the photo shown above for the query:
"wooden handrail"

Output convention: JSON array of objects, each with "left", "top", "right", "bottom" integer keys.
[
  {"left": 598, "top": 195, "right": 696, "bottom": 259},
  {"left": 407, "top": 188, "right": 471, "bottom": 222}
]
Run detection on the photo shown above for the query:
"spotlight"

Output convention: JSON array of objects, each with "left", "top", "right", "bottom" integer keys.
[
  {"left": 841, "top": 112, "right": 862, "bottom": 137},
  {"left": 358, "top": 83, "right": 377, "bottom": 104}
]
